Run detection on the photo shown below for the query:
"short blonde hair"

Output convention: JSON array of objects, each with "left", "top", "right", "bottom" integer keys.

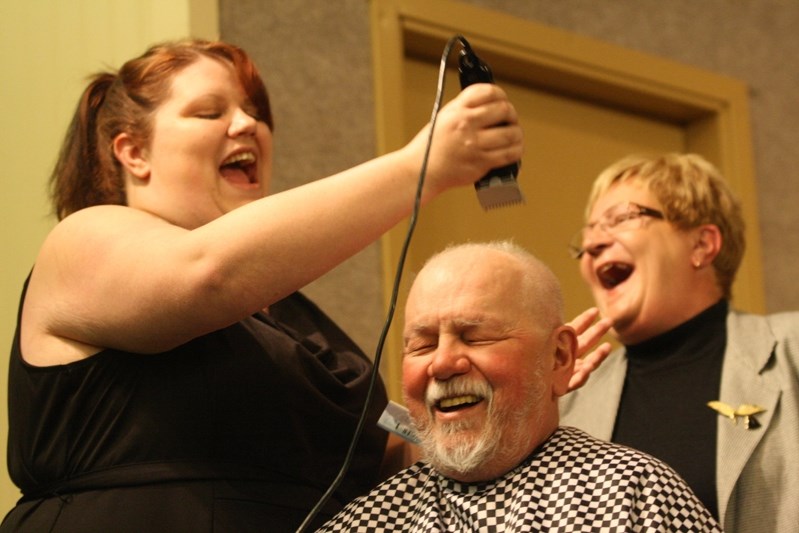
[{"left": 586, "top": 153, "right": 745, "bottom": 299}]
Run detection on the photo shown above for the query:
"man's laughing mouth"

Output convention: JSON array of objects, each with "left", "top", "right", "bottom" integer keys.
[{"left": 435, "top": 394, "right": 484, "bottom": 413}]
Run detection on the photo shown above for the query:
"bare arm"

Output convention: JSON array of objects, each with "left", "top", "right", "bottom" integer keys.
[{"left": 23, "top": 84, "right": 523, "bottom": 364}]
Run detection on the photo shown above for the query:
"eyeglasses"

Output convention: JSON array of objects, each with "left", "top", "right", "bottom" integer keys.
[{"left": 568, "top": 202, "right": 664, "bottom": 259}]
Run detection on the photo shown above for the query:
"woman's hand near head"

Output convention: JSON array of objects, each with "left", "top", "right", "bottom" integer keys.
[{"left": 566, "top": 307, "right": 613, "bottom": 392}]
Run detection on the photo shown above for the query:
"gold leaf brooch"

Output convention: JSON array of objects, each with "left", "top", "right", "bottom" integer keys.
[{"left": 707, "top": 401, "right": 766, "bottom": 429}]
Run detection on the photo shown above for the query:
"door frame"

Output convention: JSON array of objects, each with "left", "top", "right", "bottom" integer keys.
[{"left": 370, "top": 0, "right": 764, "bottom": 400}]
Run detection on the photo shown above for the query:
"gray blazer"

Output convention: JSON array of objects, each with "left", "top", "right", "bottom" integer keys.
[{"left": 560, "top": 310, "right": 799, "bottom": 533}]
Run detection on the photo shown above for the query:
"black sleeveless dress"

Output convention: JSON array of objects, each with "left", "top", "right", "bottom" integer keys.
[{"left": 1, "top": 278, "right": 388, "bottom": 532}]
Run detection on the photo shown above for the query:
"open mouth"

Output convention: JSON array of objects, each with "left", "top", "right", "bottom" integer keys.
[
  {"left": 597, "top": 262, "right": 633, "bottom": 289},
  {"left": 220, "top": 151, "right": 258, "bottom": 185},
  {"left": 435, "top": 394, "right": 484, "bottom": 413}
]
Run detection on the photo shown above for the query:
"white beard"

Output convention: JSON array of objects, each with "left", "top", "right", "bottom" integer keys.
[{"left": 414, "top": 368, "right": 546, "bottom": 479}]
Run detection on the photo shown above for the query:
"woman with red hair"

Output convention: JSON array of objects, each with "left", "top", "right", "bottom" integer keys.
[{"left": 1, "top": 39, "right": 524, "bottom": 531}]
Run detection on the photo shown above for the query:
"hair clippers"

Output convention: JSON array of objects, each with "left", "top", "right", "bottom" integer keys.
[{"left": 458, "top": 44, "right": 524, "bottom": 210}]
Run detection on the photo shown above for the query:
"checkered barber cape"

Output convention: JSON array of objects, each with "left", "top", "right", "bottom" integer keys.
[{"left": 318, "top": 426, "right": 720, "bottom": 532}]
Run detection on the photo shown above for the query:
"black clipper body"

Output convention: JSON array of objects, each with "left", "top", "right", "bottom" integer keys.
[{"left": 458, "top": 48, "right": 525, "bottom": 210}]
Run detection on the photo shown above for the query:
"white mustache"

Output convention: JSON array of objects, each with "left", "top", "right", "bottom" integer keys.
[{"left": 425, "top": 376, "right": 493, "bottom": 408}]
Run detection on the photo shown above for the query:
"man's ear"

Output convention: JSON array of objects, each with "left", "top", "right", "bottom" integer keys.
[
  {"left": 113, "top": 132, "right": 150, "bottom": 181},
  {"left": 691, "top": 224, "right": 722, "bottom": 268},
  {"left": 551, "top": 325, "right": 577, "bottom": 398}
]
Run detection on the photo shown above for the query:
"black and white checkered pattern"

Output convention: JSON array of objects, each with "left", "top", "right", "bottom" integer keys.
[{"left": 318, "top": 426, "right": 721, "bottom": 532}]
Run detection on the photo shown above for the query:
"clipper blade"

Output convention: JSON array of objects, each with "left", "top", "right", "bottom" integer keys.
[{"left": 475, "top": 173, "right": 525, "bottom": 210}]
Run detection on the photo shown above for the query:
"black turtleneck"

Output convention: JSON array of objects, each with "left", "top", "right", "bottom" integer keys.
[{"left": 612, "top": 299, "right": 727, "bottom": 519}]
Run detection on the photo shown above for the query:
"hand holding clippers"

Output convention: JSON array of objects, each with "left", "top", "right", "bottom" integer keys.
[{"left": 458, "top": 42, "right": 525, "bottom": 210}]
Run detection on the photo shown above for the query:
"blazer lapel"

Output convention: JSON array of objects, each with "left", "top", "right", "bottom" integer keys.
[{"left": 715, "top": 311, "right": 779, "bottom": 523}]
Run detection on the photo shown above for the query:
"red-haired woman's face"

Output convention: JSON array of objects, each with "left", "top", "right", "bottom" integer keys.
[{"left": 129, "top": 55, "right": 273, "bottom": 228}]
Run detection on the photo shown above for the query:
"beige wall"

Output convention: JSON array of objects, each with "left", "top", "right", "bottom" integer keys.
[{"left": 0, "top": 0, "right": 217, "bottom": 514}]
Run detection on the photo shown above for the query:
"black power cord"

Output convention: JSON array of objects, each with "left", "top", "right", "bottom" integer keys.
[{"left": 295, "top": 34, "right": 475, "bottom": 532}]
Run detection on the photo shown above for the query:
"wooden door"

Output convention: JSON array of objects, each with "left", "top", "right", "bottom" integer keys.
[{"left": 371, "top": 0, "right": 763, "bottom": 399}]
